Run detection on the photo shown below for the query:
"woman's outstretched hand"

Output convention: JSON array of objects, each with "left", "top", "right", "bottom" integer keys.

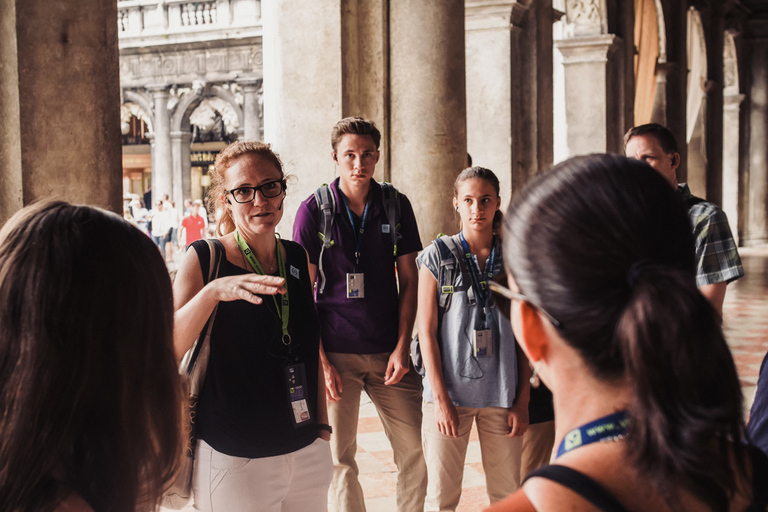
[{"left": 208, "top": 274, "right": 286, "bottom": 304}]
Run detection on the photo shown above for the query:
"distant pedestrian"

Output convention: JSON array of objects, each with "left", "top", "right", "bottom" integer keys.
[{"left": 181, "top": 201, "right": 207, "bottom": 248}]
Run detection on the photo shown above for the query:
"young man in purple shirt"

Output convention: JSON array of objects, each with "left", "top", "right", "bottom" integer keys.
[{"left": 293, "top": 117, "right": 427, "bottom": 512}]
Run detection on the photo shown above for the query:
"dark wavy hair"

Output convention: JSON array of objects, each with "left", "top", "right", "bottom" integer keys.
[
  {"left": 502, "top": 154, "right": 747, "bottom": 510},
  {"left": 0, "top": 201, "right": 183, "bottom": 512}
]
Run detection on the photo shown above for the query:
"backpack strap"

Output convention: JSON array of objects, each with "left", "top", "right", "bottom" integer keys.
[
  {"left": 523, "top": 465, "right": 629, "bottom": 512},
  {"left": 313, "top": 184, "right": 336, "bottom": 295},
  {"left": 380, "top": 182, "right": 401, "bottom": 256},
  {"left": 439, "top": 235, "right": 476, "bottom": 307},
  {"left": 181, "top": 239, "right": 225, "bottom": 375}
]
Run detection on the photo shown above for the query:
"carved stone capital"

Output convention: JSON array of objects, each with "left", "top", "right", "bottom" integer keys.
[
  {"left": 564, "top": 0, "right": 606, "bottom": 38},
  {"left": 556, "top": 34, "right": 620, "bottom": 64},
  {"left": 464, "top": 0, "right": 529, "bottom": 31},
  {"left": 146, "top": 83, "right": 171, "bottom": 97},
  {"left": 235, "top": 76, "right": 263, "bottom": 93}
]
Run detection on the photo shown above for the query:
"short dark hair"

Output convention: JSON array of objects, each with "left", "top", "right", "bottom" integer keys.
[
  {"left": 331, "top": 117, "right": 382, "bottom": 151},
  {"left": 624, "top": 123, "right": 679, "bottom": 154},
  {"left": 502, "top": 154, "right": 746, "bottom": 510},
  {"left": 0, "top": 201, "right": 183, "bottom": 512}
]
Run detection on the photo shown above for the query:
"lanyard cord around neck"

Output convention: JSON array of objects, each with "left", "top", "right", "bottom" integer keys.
[
  {"left": 556, "top": 410, "right": 629, "bottom": 458},
  {"left": 234, "top": 230, "right": 291, "bottom": 345},
  {"left": 339, "top": 188, "right": 370, "bottom": 271},
  {"left": 458, "top": 232, "right": 497, "bottom": 312}
]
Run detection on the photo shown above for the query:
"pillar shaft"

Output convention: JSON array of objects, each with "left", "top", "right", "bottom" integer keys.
[
  {"left": 237, "top": 78, "right": 262, "bottom": 140},
  {"left": 744, "top": 24, "right": 768, "bottom": 246},
  {"left": 0, "top": 0, "right": 121, "bottom": 224},
  {"left": 722, "top": 93, "right": 745, "bottom": 244},
  {"left": 262, "top": 0, "right": 343, "bottom": 233},
  {"left": 390, "top": 0, "right": 466, "bottom": 244},
  {"left": 557, "top": 34, "right": 624, "bottom": 154},
  {"left": 171, "top": 131, "right": 193, "bottom": 204},
  {"left": 149, "top": 85, "right": 173, "bottom": 202}
]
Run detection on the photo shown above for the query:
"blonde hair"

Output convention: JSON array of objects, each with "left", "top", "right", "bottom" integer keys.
[{"left": 207, "top": 140, "right": 285, "bottom": 236}]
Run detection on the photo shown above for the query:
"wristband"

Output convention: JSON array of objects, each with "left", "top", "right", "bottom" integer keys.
[{"left": 317, "top": 423, "right": 333, "bottom": 434}]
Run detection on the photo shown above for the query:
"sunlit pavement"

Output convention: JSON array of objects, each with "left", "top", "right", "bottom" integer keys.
[{"left": 163, "top": 246, "right": 768, "bottom": 512}]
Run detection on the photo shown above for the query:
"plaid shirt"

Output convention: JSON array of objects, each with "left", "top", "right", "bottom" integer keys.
[{"left": 678, "top": 183, "right": 744, "bottom": 286}]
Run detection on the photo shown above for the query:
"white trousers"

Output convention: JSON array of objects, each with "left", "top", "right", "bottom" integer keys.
[{"left": 193, "top": 437, "right": 334, "bottom": 512}]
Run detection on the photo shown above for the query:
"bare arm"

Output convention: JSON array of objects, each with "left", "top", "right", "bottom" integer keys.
[
  {"left": 173, "top": 243, "right": 286, "bottom": 362},
  {"left": 699, "top": 281, "right": 727, "bottom": 316},
  {"left": 385, "top": 251, "right": 419, "bottom": 385},
  {"left": 506, "top": 342, "right": 531, "bottom": 437},
  {"left": 307, "top": 262, "right": 343, "bottom": 402},
  {"left": 418, "top": 264, "right": 459, "bottom": 437},
  {"left": 302, "top": 251, "right": 331, "bottom": 441}
]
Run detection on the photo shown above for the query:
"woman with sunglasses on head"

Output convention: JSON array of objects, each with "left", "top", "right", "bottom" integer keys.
[
  {"left": 174, "top": 141, "right": 333, "bottom": 511},
  {"left": 486, "top": 154, "right": 768, "bottom": 512},
  {"left": 416, "top": 167, "right": 531, "bottom": 511}
]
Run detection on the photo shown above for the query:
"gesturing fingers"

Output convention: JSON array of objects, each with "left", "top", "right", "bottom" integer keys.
[{"left": 216, "top": 275, "right": 286, "bottom": 303}]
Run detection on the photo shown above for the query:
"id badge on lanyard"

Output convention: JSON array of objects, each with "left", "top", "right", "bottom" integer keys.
[
  {"left": 347, "top": 273, "right": 365, "bottom": 298},
  {"left": 284, "top": 363, "right": 312, "bottom": 427},
  {"left": 473, "top": 328, "right": 493, "bottom": 357}
]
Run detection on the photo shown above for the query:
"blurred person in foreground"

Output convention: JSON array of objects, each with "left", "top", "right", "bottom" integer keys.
[
  {"left": 0, "top": 200, "right": 183, "bottom": 512},
  {"left": 486, "top": 154, "right": 767, "bottom": 511},
  {"left": 173, "top": 141, "right": 332, "bottom": 511}
]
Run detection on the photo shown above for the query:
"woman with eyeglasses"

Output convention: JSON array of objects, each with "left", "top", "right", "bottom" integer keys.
[
  {"left": 416, "top": 167, "right": 531, "bottom": 510},
  {"left": 174, "top": 141, "right": 333, "bottom": 511},
  {"left": 486, "top": 154, "right": 768, "bottom": 512}
]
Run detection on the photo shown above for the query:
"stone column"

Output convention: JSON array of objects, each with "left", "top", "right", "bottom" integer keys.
[
  {"left": 171, "top": 131, "right": 193, "bottom": 204},
  {"left": 465, "top": 0, "right": 553, "bottom": 206},
  {"left": 701, "top": 4, "right": 725, "bottom": 205},
  {"left": 262, "top": 0, "right": 344, "bottom": 233},
  {"left": 722, "top": 92, "right": 744, "bottom": 244},
  {"left": 556, "top": 34, "right": 623, "bottom": 154},
  {"left": 0, "top": 0, "right": 121, "bottom": 224},
  {"left": 237, "top": 77, "right": 262, "bottom": 140},
  {"left": 148, "top": 84, "right": 173, "bottom": 202},
  {"left": 743, "top": 20, "right": 768, "bottom": 246},
  {"left": 390, "top": 0, "right": 467, "bottom": 244}
]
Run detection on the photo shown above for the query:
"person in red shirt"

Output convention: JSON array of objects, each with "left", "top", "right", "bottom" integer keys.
[{"left": 181, "top": 201, "right": 207, "bottom": 247}]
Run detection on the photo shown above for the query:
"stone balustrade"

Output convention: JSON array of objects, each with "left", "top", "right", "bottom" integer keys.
[{"left": 118, "top": 0, "right": 261, "bottom": 47}]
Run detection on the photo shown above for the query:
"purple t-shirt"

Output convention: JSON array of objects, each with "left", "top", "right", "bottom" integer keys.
[{"left": 293, "top": 178, "right": 422, "bottom": 354}]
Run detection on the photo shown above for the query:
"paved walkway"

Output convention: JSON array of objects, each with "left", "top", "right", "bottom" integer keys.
[{"left": 165, "top": 246, "right": 768, "bottom": 512}]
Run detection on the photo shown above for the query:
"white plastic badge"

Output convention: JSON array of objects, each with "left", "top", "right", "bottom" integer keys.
[
  {"left": 284, "top": 363, "right": 311, "bottom": 427},
  {"left": 473, "top": 329, "right": 493, "bottom": 357},
  {"left": 347, "top": 273, "right": 364, "bottom": 298}
]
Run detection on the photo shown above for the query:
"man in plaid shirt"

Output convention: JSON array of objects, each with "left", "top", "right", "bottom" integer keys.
[{"left": 625, "top": 123, "right": 743, "bottom": 315}]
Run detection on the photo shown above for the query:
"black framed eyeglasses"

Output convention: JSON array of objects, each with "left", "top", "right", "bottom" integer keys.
[
  {"left": 488, "top": 279, "right": 562, "bottom": 329},
  {"left": 227, "top": 180, "right": 286, "bottom": 203}
]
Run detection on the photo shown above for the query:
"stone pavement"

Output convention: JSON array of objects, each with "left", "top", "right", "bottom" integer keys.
[{"left": 164, "top": 246, "right": 768, "bottom": 512}]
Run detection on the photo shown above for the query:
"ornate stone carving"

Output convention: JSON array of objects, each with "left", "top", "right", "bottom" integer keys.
[
  {"left": 566, "top": 0, "right": 601, "bottom": 25},
  {"left": 119, "top": 45, "right": 263, "bottom": 87}
]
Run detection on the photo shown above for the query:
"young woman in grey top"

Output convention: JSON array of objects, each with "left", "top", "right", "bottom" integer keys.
[{"left": 416, "top": 167, "right": 531, "bottom": 511}]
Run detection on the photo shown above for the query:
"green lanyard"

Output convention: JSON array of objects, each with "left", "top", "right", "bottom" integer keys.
[{"left": 234, "top": 230, "right": 290, "bottom": 344}]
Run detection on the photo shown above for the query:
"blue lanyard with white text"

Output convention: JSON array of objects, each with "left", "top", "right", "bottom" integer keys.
[
  {"left": 339, "top": 190, "right": 370, "bottom": 271},
  {"left": 458, "top": 232, "right": 496, "bottom": 310},
  {"left": 556, "top": 410, "right": 629, "bottom": 458}
]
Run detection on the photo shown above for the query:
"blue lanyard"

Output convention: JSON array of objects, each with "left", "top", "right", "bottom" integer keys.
[
  {"left": 556, "top": 410, "right": 629, "bottom": 458},
  {"left": 457, "top": 232, "right": 496, "bottom": 310},
  {"left": 339, "top": 189, "right": 370, "bottom": 270}
]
